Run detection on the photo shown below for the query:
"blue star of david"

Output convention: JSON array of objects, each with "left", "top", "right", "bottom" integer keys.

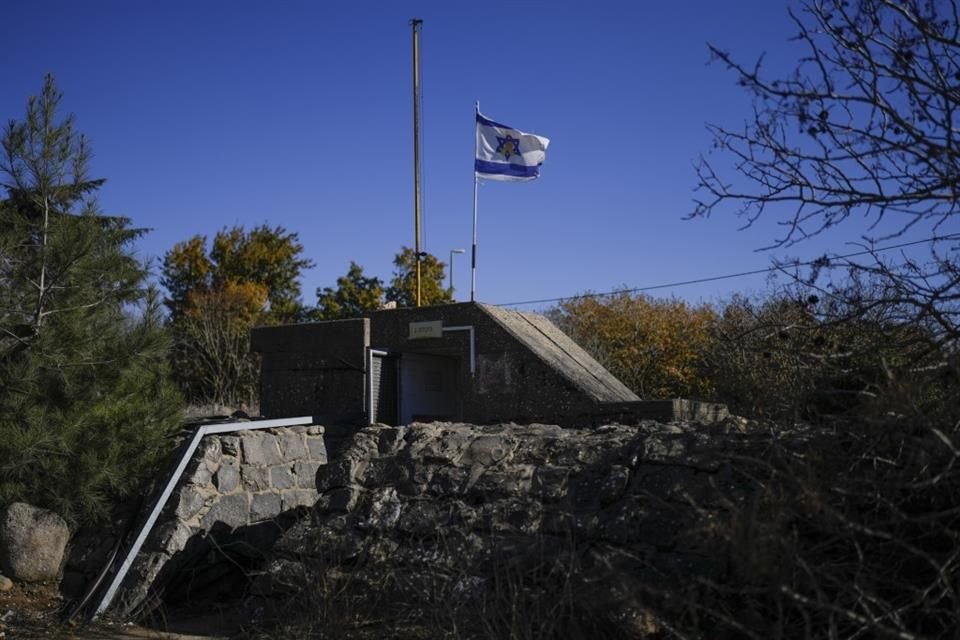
[{"left": 496, "top": 134, "right": 521, "bottom": 160}]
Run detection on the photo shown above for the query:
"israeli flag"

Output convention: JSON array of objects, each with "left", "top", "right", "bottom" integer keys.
[{"left": 475, "top": 112, "right": 550, "bottom": 182}]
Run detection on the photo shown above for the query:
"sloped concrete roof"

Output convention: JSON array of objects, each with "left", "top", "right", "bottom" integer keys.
[{"left": 480, "top": 304, "right": 640, "bottom": 404}]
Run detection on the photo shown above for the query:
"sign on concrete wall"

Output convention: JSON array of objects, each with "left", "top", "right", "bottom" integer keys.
[{"left": 409, "top": 320, "right": 442, "bottom": 340}]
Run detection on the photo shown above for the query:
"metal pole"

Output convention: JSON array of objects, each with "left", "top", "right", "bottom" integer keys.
[
  {"left": 412, "top": 18, "right": 423, "bottom": 306},
  {"left": 471, "top": 101, "right": 479, "bottom": 302}
]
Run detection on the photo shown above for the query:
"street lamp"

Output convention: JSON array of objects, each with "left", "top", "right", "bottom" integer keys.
[{"left": 449, "top": 248, "right": 465, "bottom": 300}]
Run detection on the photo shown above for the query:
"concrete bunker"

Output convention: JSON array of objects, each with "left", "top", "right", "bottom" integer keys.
[
  {"left": 251, "top": 302, "right": 643, "bottom": 427},
  {"left": 79, "top": 306, "right": 728, "bottom": 624}
]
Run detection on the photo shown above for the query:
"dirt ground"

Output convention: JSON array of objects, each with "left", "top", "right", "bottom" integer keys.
[{"left": 0, "top": 582, "right": 224, "bottom": 639}]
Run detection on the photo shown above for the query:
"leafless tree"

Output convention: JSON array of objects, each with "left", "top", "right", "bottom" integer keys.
[
  {"left": 678, "top": 2, "right": 960, "bottom": 637},
  {"left": 693, "top": 0, "right": 960, "bottom": 246}
]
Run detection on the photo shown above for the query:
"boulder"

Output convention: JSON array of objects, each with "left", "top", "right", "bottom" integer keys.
[
  {"left": 0, "top": 502, "right": 70, "bottom": 583},
  {"left": 255, "top": 420, "right": 788, "bottom": 636}
]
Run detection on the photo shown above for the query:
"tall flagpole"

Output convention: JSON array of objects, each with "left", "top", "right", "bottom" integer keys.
[
  {"left": 411, "top": 18, "right": 423, "bottom": 307},
  {"left": 471, "top": 101, "right": 479, "bottom": 302}
]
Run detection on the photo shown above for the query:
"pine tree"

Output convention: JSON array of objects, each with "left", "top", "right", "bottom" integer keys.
[{"left": 0, "top": 75, "right": 183, "bottom": 525}]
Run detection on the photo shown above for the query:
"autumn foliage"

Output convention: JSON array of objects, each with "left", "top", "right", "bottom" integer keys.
[
  {"left": 551, "top": 283, "right": 953, "bottom": 425},
  {"left": 551, "top": 293, "right": 716, "bottom": 399},
  {"left": 162, "top": 225, "right": 313, "bottom": 407}
]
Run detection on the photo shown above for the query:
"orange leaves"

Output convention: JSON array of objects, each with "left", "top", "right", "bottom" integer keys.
[
  {"left": 555, "top": 292, "right": 716, "bottom": 399},
  {"left": 162, "top": 225, "right": 312, "bottom": 405},
  {"left": 183, "top": 280, "right": 268, "bottom": 326},
  {"left": 163, "top": 224, "right": 312, "bottom": 325}
]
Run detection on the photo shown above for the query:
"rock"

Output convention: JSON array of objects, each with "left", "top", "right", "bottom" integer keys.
[
  {"left": 294, "top": 461, "right": 322, "bottom": 488},
  {"left": 214, "top": 462, "right": 241, "bottom": 493},
  {"left": 186, "top": 459, "right": 214, "bottom": 486},
  {"left": 259, "top": 420, "right": 792, "bottom": 635},
  {"left": 175, "top": 485, "right": 208, "bottom": 520},
  {"left": 220, "top": 435, "right": 241, "bottom": 457},
  {"left": 197, "top": 437, "right": 221, "bottom": 461},
  {"left": 250, "top": 493, "right": 282, "bottom": 521},
  {"left": 0, "top": 574, "right": 12, "bottom": 591},
  {"left": 200, "top": 493, "right": 249, "bottom": 530},
  {"left": 277, "top": 430, "right": 308, "bottom": 461},
  {"left": 270, "top": 465, "right": 295, "bottom": 490},
  {"left": 0, "top": 503, "right": 70, "bottom": 583},
  {"left": 241, "top": 431, "right": 282, "bottom": 466},
  {"left": 241, "top": 465, "right": 270, "bottom": 491},
  {"left": 282, "top": 490, "right": 317, "bottom": 511},
  {"left": 306, "top": 436, "right": 328, "bottom": 463}
]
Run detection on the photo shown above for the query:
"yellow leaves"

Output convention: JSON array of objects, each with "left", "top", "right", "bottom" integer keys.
[
  {"left": 184, "top": 280, "right": 268, "bottom": 327},
  {"left": 163, "top": 235, "right": 212, "bottom": 296},
  {"left": 164, "top": 224, "right": 312, "bottom": 324},
  {"left": 556, "top": 292, "right": 717, "bottom": 399},
  {"left": 163, "top": 225, "right": 312, "bottom": 404}
]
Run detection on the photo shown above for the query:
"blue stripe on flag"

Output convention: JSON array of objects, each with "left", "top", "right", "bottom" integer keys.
[
  {"left": 476, "top": 113, "right": 516, "bottom": 130},
  {"left": 475, "top": 159, "right": 541, "bottom": 178}
]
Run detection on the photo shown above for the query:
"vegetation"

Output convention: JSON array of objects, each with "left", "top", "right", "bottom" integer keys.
[
  {"left": 162, "top": 225, "right": 313, "bottom": 407},
  {"left": 314, "top": 261, "right": 384, "bottom": 320},
  {"left": 385, "top": 247, "right": 453, "bottom": 308},
  {"left": 537, "top": 3, "right": 960, "bottom": 636},
  {"left": 0, "top": 76, "right": 182, "bottom": 525},
  {"left": 672, "top": 0, "right": 960, "bottom": 636},
  {"left": 692, "top": 0, "right": 960, "bottom": 244},
  {"left": 4, "top": 2, "right": 958, "bottom": 637},
  {"left": 164, "top": 237, "right": 454, "bottom": 403},
  {"left": 313, "top": 248, "right": 452, "bottom": 320},
  {"left": 551, "top": 292, "right": 716, "bottom": 399},
  {"left": 163, "top": 225, "right": 312, "bottom": 325}
]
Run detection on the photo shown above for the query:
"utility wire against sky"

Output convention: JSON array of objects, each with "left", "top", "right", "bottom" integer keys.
[{"left": 496, "top": 234, "right": 960, "bottom": 308}]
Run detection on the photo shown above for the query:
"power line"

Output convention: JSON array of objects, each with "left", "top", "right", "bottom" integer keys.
[{"left": 496, "top": 233, "right": 960, "bottom": 308}]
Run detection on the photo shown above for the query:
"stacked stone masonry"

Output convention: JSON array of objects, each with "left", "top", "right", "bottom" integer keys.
[{"left": 115, "top": 425, "right": 327, "bottom": 614}]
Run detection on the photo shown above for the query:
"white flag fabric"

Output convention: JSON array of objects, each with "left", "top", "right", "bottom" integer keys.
[{"left": 475, "top": 112, "right": 549, "bottom": 182}]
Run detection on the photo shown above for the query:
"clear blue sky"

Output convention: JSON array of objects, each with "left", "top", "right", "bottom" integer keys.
[{"left": 5, "top": 1, "right": 953, "bottom": 311}]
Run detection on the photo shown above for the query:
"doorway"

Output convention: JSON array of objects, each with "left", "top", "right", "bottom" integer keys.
[{"left": 398, "top": 353, "right": 458, "bottom": 424}]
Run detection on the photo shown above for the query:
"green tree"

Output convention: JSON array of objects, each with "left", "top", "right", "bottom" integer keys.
[
  {"left": 162, "top": 225, "right": 313, "bottom": 406},
  {"left": 0, "top": 75, "right": 182, "bottom": 525},
  {"left": 314, "top": 261, "right": 384, "bottom": 320},
  {"left": 385, "top": 247, "right": 452, "bottom": 307}
]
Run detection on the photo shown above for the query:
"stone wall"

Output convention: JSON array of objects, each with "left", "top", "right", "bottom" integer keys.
[
  {"left": 255, "top": 418, "right": 780, "bottom": 635},
  {"left": 109, "top": 425, "right": 328, "bottom": 616}
]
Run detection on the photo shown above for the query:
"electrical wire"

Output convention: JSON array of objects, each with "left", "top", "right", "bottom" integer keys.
[{"left": 495, "top": 233, "right": 960, "bottom": 308}]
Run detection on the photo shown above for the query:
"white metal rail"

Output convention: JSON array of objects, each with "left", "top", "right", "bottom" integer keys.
[{"left": 93, "top": 416, "right": 315, "bottom": 618}]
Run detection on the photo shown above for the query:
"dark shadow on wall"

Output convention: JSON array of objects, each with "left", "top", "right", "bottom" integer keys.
[{"left": 135, "top": 506, "right": 309, "bottom": 633}]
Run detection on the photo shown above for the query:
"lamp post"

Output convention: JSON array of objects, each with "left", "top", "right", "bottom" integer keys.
[{"left": 449, "top": 248, "right": 465, "bottom": 300}]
